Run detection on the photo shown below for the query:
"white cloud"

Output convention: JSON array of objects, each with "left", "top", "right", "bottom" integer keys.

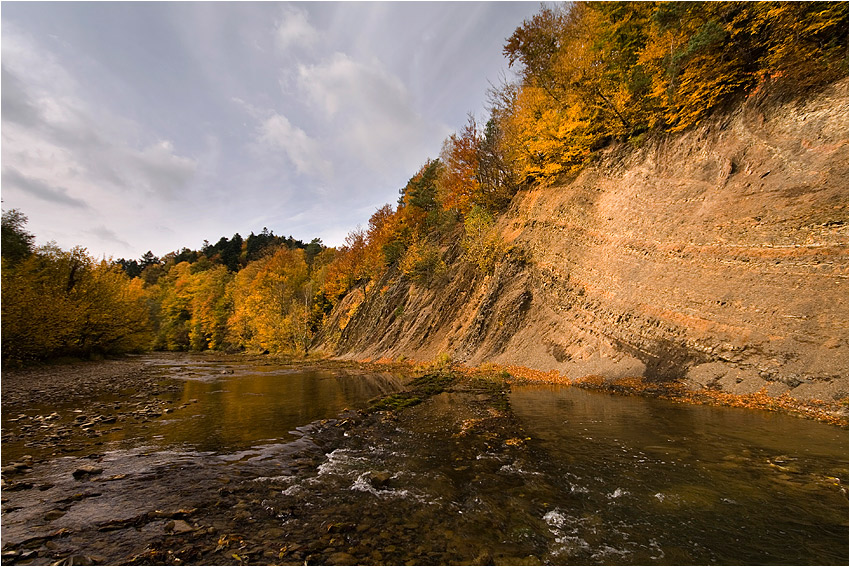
[
  {"left": 1, "top": 23, "right": 198, "bottom": 254},
  {"left": 0, "top": 1, "right": 538, "bottom": 256},
  {"left": 2, "top": 26, "right": 198, "bottom": 198},
  {"left": 275, "top": 5, "right": 318, "bottom": 52},
  {"left": 296, "top": 52, "right": 445, "bottom": 173},
  {"left": 257, "top": 112, "right": 331, "bottom": 178},
  {"left": 124, "top": 141, "right": 198, "bottom": 199},
  {"left": 298, "top": 52, "right": 407, "bottom": 118}
]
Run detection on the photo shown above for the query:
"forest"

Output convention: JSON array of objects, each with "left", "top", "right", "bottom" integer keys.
[{"left": 2, "top": 1, "right": 847, "bottom": 365}]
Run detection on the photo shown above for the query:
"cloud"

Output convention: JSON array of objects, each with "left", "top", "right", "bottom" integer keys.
[
  {"left": 1, "top": 65, "right": 42, "bottom": 127},
  {"left": 275, "top": 5, "right": 318, "bottom": 52},
  {"left": 87, "top": 225, "right": 131, "bottom": 252},
  {"left": 1, "top": 26, "right": 198, "bottom": 203},
  {"left": 1, "top": 166, "right": 89, "bottom": 208},
  {"left": 296, "top": 52, "right": 443, "bottom": 172},
  {"left": 257, "top": 112, "right": 331, "bottom": 178},
  {"left": 119, "top": 141, "right": 198, "bottom": 200},
  {"left": 298, "top": 52, "right": 408, "bottom": 118}
]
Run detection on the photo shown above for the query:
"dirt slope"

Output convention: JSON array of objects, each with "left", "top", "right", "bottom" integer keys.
[{"left": 317, "top": 79, "right": 849, "bottom": 404}]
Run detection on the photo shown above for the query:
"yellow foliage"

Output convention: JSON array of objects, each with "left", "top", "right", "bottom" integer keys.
[
  {"left": 462, "top": 206, "right": 504, "bottom": 276},
  {"left": 227, "top": 247, "right": 310, "bottom": 354},
  {"left": 503, "top": 85, "right": 594, "bottom": 183},
  {"left": 399, "top": 238, "right": 446, "bottom": 286},
  {"left": 2, "top": 246, "right": 153, "bottom": 363},
  {"left": 502, "top": 1, "right": 848, "bottom": 176}
]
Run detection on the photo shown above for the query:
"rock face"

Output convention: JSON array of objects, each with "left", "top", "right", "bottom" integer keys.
[{"left": 318, "top": 79, "right": 848, "bottom": 403}]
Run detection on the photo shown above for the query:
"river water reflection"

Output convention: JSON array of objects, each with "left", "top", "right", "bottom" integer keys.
[
  {"left": 2, "top": 357, "right": 847, "bottom": 565},
  {"left": 510, "top": 384, "right": 849, "bottom": 564},
  {"left": 139, "top": 358, "right": 407, "bottom": 452}
]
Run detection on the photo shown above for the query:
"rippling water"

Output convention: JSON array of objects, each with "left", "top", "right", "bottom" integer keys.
[
  {"left": 510, "top": 384, "right": 849, "bottom": 564},
  {"left": 2, "top": 357, "right": 846, "bottom": 565}
]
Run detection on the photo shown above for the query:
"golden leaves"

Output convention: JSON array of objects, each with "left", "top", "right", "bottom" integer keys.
[{"left": 2, "top": 248, "right": 153, "bottom": 362}]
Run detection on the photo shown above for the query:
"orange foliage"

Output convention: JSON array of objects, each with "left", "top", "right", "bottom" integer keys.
[
  {"left": 438, "top": 116, "right": 481, "bottom": 215},
  {"left": 322, "top": 228, "right": 369, "bottom": 301}
]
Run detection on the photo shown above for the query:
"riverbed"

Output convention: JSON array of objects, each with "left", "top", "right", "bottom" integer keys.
[{"left": 2, "top": 354, "right": 847, "bottom": 565}]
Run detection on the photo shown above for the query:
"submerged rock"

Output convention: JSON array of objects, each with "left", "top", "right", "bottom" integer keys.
[
  {"left": 326, "top": 551, "right": 357, "bottom": 565},
  {"left": 44, "top": 509, "right": 67, "bottom": 521},
  {"left": 54, "top": 554, "right": 99, "bottom": 565}
]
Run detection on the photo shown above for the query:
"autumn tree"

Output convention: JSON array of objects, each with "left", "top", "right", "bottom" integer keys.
[
  {"left": 227, "top": 247, "right": 311, "bottom": 353},
  {"left": 321, "top": 228, "right": 370, "bottom": 302},
  {"left": 462, "top": 206, "right": 503, "bottom": 276},
  {"left": 366, "top": 204, "right": 405, "bottom": 270},
  {"left": 391, "top": 159, "right": 452, "bottom": 250},
  {"left": 2, "top": 244, "right": 152, "bottom": 363},
  {"left": 500, "top": 1, "right": 848, "bottom": 179},
  {"left": 477, "top": 114, "right": 519, "bottom": 212},
  {"left": 438, "top": 115, "right": 481, "bottom": 216},
  {"left": 1, "top": 209, "right": 35, "bottom": 266},
  {"left": 153, "top": 261, "right": 194, "bottom": 350},
  {"left": 188, "top": 264, "right": 233, "bottom": 351}
]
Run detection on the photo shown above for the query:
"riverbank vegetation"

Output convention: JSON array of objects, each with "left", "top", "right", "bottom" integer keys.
[
  {"left": 2, "top": 210, "right": 151, "bottom": 364},
  {"left": 3, "top": 2, "right": 846, "bottom": 366}
]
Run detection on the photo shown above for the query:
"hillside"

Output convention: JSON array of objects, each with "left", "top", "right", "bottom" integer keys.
[{"left": 317, "top": 78, "right": 849, "bottom": 405}]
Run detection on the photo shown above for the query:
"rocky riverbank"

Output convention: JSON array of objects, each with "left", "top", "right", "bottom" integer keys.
[
  {"left": 3, "top": 355, "right": 847, "bottom": 565},
  {"left": 1, "top": 356, "right": 533, "bottom": 565},
  {"left": 2, "top": 356, "right": 184, "bottom": 463}
]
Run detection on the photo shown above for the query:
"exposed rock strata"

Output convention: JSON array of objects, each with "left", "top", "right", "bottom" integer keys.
[{"left": 318, "top": 79, "right": 848, "bottom": 404}]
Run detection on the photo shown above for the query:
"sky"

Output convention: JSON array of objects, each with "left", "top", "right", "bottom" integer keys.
[{"left": 1, "top": 1, "right": 540, "bottom": 260}]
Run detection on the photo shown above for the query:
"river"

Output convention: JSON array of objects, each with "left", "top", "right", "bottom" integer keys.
[{"left": 1, "top": 355, "right": 847, "bottom": 565}]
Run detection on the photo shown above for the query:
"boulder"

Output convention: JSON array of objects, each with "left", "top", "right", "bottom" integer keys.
[{"left": 717, "top": 368, "right": 768, "bottom": 395}]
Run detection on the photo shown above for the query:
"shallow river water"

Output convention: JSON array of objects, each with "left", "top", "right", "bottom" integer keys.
[
  {"left": 1, "top": 356, "right": 847, "bottom": 565},
  {"left": 510, "top": 385, "right": 848, "bottom": 564}
]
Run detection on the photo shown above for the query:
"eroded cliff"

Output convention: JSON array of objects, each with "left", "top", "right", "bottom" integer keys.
[{"left": 317, "top": 79, "right": 849, "bottom": 404}]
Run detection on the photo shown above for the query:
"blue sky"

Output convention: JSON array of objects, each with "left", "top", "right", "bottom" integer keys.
[{"left": 1, "top": 1, "right": 540, "bottom": 260}]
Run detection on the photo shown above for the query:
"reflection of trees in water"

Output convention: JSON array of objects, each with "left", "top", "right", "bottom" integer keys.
[{"left": 166, "top": 368, "right": 404, "bottom": 452}]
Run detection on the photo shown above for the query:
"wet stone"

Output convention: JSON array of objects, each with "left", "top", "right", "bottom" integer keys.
[
  {"left": 327, "top": 551, "right": 357, "bottom": 565},
  {"left": 72, "top": 465, "right": 103, "bottom": 479},
  {"left": 1, "top": 462, "right": 32, "bottom": 475},
  {"left": 54, "top": 554, "right": 98, "bottom": 565},
  {"left": 368, "top": 471, "right": 392, "bottom": 489},
  {"left": 167, "top": 519, "right": 195, "bottom": 534}
]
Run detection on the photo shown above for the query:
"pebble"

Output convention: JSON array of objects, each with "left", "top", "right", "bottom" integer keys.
[
  {"left": 1, "top": 461, "right": 32, "bottom": 475},
  {"left": 54, "top": 554, "right": 96, "bottom": 565},
  {"left": 44, "top": 509, "right": 67, "bottom": 521},
  {"left": 168, "top": 519, "right": 195, "bottom": 534}
]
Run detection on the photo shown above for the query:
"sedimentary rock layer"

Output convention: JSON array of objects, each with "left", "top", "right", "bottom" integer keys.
[{"left": 321, "top": 79, "right": 849, "bottom": 402}]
